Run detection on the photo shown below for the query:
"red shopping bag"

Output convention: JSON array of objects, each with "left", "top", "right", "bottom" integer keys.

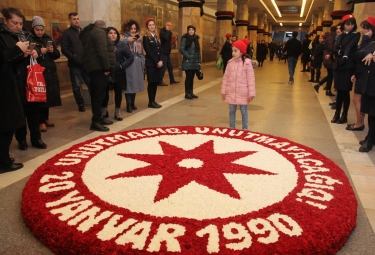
[{"left": 26, "top": 58, "right": 47, "bottom": 102}]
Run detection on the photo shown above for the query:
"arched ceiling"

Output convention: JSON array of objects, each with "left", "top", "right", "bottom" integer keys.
[{"left": 204, "top": 0, "right": 333, "bottom": 29}]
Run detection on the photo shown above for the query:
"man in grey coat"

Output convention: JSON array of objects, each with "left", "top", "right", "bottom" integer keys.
[{"left": 80, "top": 20, "right": 116, "bottom": 132}]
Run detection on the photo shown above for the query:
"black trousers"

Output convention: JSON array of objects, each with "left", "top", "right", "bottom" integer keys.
[
  {"left": 147, "top": 82, "right": 158, "bottom": 103},
  {"left": 0, "top": 130, "right": 14, "bottom": 168},
  {"left": 15, "top": 103, "right": 41, "bottom": 142},
  {"left": 319, "top": 68, "right": 333, "bottom": 91},
  {"left": 39, "top": 107, "right": 49, "bottom": 123},
  {"left": 89, "top": 71, "right": 109, "bottom": 123},
  {"left": 335, "top": 90, "right": 350, "bottom": 116},
  {"left": 185, "top": 70, "right": 195, "bottom": 94},
  {"left": 102, "top": 81, "right": 122, "bottom": 108},
  {"left": 125, "top": 93, "right": 136, "bottom": 104}
]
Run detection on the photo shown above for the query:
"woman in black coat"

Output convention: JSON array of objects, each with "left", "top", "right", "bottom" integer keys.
[
  {"left": 353, "top": 17, "right": 375, "bottom": 152},
  {"left": 220, "top": 33, "right": 232, "bottom": 73},
  {"left": 143, "top": 18, "right": 163, "bottom": 108},
  {"left": 256, "top": 40, "right": 268, "bottom": 67},
  {"left": 0, "top": 7, "right": 32, "bottom": 172},
  {"left": 331, "top": 14, "right": 360, "bottom": 124},
  {"left": 31, "top": 16, "right": 62, "bottom": 132},
  {"left": 310, "top": 34, "right": 325, "bottom": 83}
]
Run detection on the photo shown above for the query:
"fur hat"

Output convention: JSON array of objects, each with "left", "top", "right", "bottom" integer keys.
[
  {"left": 145, "top": 18, "right": 154, "bottom": 26},
  {"left": 225, "top": 33, "right": 231, "bottom": 38},
  {"left": 342, "top": 14, "right": 355, "bottom": 23},
  {"left": 232, "top": 39, "right": 249, "bottom": 55},
  {"left": 187, "top": 25, "right": 196, "bottom": 31},
  {"left": 365, "top": 16, "right": 375, "bottom": 27},
  {"left": 32, "top": 16, "right": 45, "bottom": 28}
]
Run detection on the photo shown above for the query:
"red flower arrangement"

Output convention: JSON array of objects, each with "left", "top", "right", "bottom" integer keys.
[{"left": 22, "top": 126, "right": 357, "bottom": 254}]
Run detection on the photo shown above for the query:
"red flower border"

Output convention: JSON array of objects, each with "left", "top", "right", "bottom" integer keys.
[{"left": 21, "top": 126, "right": 357, "bottom": 254}]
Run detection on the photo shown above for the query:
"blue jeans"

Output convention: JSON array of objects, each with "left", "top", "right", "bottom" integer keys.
[
  {"left": 69, "top": 66, "right": 91, "bottom": 106},
  {"left": 229, "top": 104, "right": 248, "bottom": 130},
  {"left": 287, "top": 57, "right": 298, "bottom": 82},
  {"left": 161, "top": 53, "right": 175, "bottom": 83}
]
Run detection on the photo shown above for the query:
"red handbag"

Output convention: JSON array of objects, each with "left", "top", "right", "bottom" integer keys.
[{"left": 26, "top": 58, "right": 47, "bottom": 102}]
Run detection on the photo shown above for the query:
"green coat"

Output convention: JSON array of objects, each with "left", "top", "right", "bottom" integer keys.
[
  {"left": 80, "top": 24, "right": 116, "bottom": 74},
  {"left": 179, "top": 34, "right": 201, "bottom": 70}
]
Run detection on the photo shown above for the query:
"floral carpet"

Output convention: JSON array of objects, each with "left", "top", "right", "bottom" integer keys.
[{"left": 22, "top": 126, "right": 357, "bottom": 254}]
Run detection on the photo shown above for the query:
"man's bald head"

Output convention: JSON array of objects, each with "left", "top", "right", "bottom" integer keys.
[{"left": 94, "top": 20, "right": 106, "bottom": 28}]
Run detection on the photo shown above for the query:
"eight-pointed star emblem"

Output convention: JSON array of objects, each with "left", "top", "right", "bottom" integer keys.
[{"left": 107, "top": 140, "right": 275, "bottom": 202}]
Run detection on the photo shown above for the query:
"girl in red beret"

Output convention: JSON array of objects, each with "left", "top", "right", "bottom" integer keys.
[{"left": 221, "top": 39, "right": 256, "bottom": 130}]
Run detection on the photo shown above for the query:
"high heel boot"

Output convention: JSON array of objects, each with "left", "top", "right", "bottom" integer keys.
[
  {"left": 331, "top": 112, "right": 340, "bottom": 123},
  {"left": 337, "top": 113, "right": 348, "bottom": 124},
  {"left": 126, "top": 104, "right": 132, "bottom": 113},
  {"left": 114, "top": 108, "right": 123, "bottom": 121}
]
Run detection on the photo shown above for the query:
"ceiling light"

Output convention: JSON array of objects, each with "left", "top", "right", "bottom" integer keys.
[
  {"left": 271, "top": 0, "right": 282, "bottom": 17},
  {"left": 300, "top": 0, "right": 307, "bottom": 17},
  {"left": 299, "top": 23, "right": 302, "bottom": 26},
  {"left": 280, "top": 23, "right": 283, "bottom": 26}
]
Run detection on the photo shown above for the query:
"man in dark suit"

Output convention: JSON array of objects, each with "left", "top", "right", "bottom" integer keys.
[{"left": 159, "top": 22, "right": 179, "bottom": 86}]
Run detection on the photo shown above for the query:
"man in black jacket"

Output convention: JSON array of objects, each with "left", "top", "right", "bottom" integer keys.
[
  {"left": 80, "top": 20, "right": 116, "bottom": 132},
  {"left": 283, "top": 31, "right": 302, "bottom": 84},
  {"left": 61, "top": 12, "right": 90, "bottom": 112},
  {"left": 301, "top": 34, "right": 311, "bottom": 72},
  {"left": 159, "top": 22, "right": 179, "bottom": 86}
]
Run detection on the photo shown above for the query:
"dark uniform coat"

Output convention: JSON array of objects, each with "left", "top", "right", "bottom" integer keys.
[
  {"left": 31, "top": 32, "right": 62, "bottom": 108},
  {"left": 0, "top": 26, "right": 25, "bottom": 131},
  {"left": 143, "top": 34, "right": 162, "bottom": 83},
  {"left": 333, "top": 31, "right": 360, "bottom": 91},
  {"left": 179, "top": 34, "right": 201, "bottom": 70}
]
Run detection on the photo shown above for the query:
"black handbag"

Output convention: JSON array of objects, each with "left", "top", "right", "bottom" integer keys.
[{"left": 196, "top": 68, "right": 203, "bottom": 80}]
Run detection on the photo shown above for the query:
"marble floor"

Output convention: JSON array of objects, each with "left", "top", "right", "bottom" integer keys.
[{"left": 0, "top": 59, "right": 374, "bottom": 254}]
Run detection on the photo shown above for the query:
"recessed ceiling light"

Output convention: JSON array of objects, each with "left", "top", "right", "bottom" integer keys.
[
  {"left": 299, "top": 23, "right": 302, "bottom": 26},
  {"left": 280, "top": 23, "right": 283, "bottom": 26},
  {"left": 271, "top": 0, "right": 282, "bottom": 17},
  {"left": 300, "top": 0, "right": 306, "bottom": 17}
]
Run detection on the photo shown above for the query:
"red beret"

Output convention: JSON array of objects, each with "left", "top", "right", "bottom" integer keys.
[
  {"left": 232, "top": 39, "right": 247, "bottom": 54},
  {"left": 145, "top": 18, "right": 154, "bottom": 26},
  {"left": 342, "top": 14, "right": 355, "bottom": 23},
  {"left": 365, "top": 16, "right": 375, "bottom": 28},
  {"left": 225, "top": 33, "right": 231, "bottom": 38}
]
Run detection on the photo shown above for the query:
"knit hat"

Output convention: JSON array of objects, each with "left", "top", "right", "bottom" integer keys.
[
  {"left": 32, "top": 16, "right": 45, "bottom": 28},
  {"left": 365, "top": 16, "right": 375, "bottom": 27},
  {"left": 232, "top": 38, "right": 249, "bottom": 55},
  {"left": 187, "top": 25, "right": 196, "bottom": 31},
  {"left": 145, "top": 18, "right": 154, "bottom": 26},
  {"left": 342, "top": 14, "right": 355, "bottom": 23},
  {"left": 225, "top": 33, "right": 231, "bottom": 38}
]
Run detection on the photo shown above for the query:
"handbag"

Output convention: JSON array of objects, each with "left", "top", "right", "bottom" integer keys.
[
  {"left": 26, "top": 58, "right": 47, "bottom": 102},
  {"left": 216, "top": 57, "right": 223, "bottom": 70},
  {"left": 196, "top": 68, "right": 203, "bottom": 80}
]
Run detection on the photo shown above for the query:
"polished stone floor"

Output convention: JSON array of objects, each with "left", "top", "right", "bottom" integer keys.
[{"left": 0, "top": 59, "right": 374, "bottom": 254}]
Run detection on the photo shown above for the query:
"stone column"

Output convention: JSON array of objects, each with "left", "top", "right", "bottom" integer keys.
[
  {"left": 248, "top": 8, "right": 258, "bottom": 54},
  {"left": 268, "top": 23, "right": 273, "bottom": 41},
  {"left": 178, "top": 0, "right": 204, "bottom": 73},
  {"left": 263, "top": 19, "right": 269, "bottom": 42},
  {"left": 331, "top": 0, "right": 352, "bottom": 26},
  {"left": 78, "top": 0, "right": 121, "bottom": 28},
  {"left": 257, "top": 13, "right": 264, "bottom": 42},
  {"left": 316, "top": 7, "right": 324, "bottom": 36},
  {"left": 352, "top": 1, "right": 375, "bottom": 25},
  {"left": 234, "top": 0, "right": 249, "bottom": 39},
  {"left": 322, "top": 2, "right": 334, "bottom": 33},
  {"left": 215, "top": 0, "right": 234, "bottom": 58}
]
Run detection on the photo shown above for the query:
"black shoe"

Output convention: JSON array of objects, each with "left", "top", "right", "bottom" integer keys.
[
  {"left": 170, "top": 81, "right": 180, "bottom": 84},
  {"left": 346, "top": 124, "right": 365, "bottom": 131},
  {"left": 78, "top": 105, "right": 85, "bottom": 112},
  {"left": 90, "top": 122, "right": 109, "bottom": 132},
  {"left": 331, "top": 113, "right": 340, "bottom": 123},
  {"left": 158, "top": 82, "right": 168, "bottom": 86},
  {"left": 331, "top": 105, "right": 336, "bottom": 110},
  {"left": 329, "top": 102, "right": 336, "bottom": 106},
  {"left": 313, "top": 84, "right": 320, "bottom": 93},
  {"left": 126, "top": 104, "right": 132, "bottom": 113},
  {"left": 190, "top": 93, "right": 198, "bottom": 99},
  {"left": 359, "top": 138, "right": 373, "bottom": 152},
  {"left": 31, "top": 140, "right": 47, "bottom": 149},
  {"left": 114, "top": 115, "right": 123, "bottom": 121},
  {"left": 101, "top": 118, "right": 113, "bottom": 125},
  {"left": 0, "top": 163, "right": 24, "bottom": 174},
  {"left": 131, "top": 104, "right": 137, "bottom": 110},
  {"left": 308, "top": 79, "right": 315, "bottom": 82},
  {"left": 326, "top": 91, "right": 335, "bottom": 96},
  {"left": 185, "top": 94, "right": 193, "bottom": 100},
  {"left": 148, "top": 102, "right": 162, "bottom": 108},
  {"left": 18, "top": 140, "right": 28, "bottom": 150}
]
